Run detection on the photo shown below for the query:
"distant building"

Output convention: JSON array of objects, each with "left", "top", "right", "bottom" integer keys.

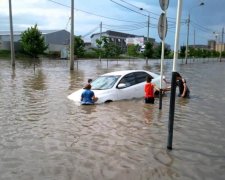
[
  {"left": 188, "top": 44, "right": 209, "bottom": 50},
  {"left": 207, "top": 40, "right": 225, "bottom": 52},
  {"left": 0, "top": 30, "right": 70, "bottom": 53},
  {"left": 215, "top": 43, "right": 225, "bottom": 52},
  {"left": 90, "top": 30, "right": 155, "bottom": 53},
  {"left": 208, "top": 40, "right": 216, "bottom": 51}
]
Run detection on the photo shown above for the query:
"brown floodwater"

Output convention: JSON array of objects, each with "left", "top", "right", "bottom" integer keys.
[{"left": 0, "top": 58, "right": 225, "bottom": 180}]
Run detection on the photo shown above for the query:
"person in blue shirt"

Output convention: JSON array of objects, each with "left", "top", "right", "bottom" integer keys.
[{"left": 81, "top": 84, "right": 98, "bottom": 105}]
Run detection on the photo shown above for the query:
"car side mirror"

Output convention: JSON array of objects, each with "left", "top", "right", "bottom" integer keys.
[{"left": 117, "top": 83, "right": 126, "bottom": 89}]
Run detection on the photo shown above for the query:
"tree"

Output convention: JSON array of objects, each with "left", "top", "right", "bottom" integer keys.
[
  {"left": 20, "top": 24, "right": 48, "bottom": 58},
  {"left": 143, "top": 41, "right": 154, "bottom": 59},
  {"left": 180, "top": 46, "right": 186, "bottom": 58},
  {"left": 153, "top": 43, "right": 171, "bottom": 59},
  {"left": 127, "top": 44, "right": 139, "bottom": 57},
  {"left": 101, "top": 36, "right": 122, "bottom": 58},
  {"left": 74, "top": 36, "right": 85, "bottom": 58},
  {"left": 95, "top": 38, "right": 104, "bottom": 59}
]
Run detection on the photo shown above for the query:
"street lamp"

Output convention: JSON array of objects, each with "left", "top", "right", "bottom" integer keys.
[
  {"left": 214, "top": 28, "right": 225, "bottom": 62},
  {"left": 185, "top": 2, "right": 204, "bottom": 64},
  {"left": 140, "top": 8, "right": 150, "bottom": 41}
]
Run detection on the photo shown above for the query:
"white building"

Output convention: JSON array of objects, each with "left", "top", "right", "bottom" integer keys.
[{"left": 90, "top": 30, "right": 155, "bottom": 53}]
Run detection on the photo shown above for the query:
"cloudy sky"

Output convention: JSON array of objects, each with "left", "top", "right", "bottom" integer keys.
[{"left": 1, "top": 0, "right": 224, "bottom": 48}]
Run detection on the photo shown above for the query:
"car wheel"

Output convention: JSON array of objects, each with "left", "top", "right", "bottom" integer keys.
[{"left": 105, "top": 100, "right": 113, "bottom": 103}]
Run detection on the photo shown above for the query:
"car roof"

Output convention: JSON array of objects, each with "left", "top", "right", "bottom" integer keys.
[{"left": 101, "top": 70, "right": 158, "bottom": 77}]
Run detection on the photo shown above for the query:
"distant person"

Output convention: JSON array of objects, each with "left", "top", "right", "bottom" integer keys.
[
  {"left": 144, "top": 75, "right": 159, "bottom": 104},
  {"left": 88, "top": 78, "right": 92, "bottom": 84},
  {"left": 83, "top": 78, "right": 92, "bottom": 89},
  {"left": 175, "top": 72, "right": 190, "bottom": 98},
  {"left": 81, "top": 84, "right": 98, "bottom": 105}
]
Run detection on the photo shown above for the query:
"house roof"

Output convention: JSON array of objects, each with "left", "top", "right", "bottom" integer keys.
[
  {"left": 90, "top": 30, "right": 137, "bottom": 38},
  {"left": 0, "top": 30, "right": 65, "bottom": 36}
]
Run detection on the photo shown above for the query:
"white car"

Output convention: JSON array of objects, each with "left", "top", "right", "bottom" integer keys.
[{"left": 67, "top": 70, "right": 168, "bottom": 104}]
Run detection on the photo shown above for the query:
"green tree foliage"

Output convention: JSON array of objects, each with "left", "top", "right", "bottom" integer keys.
[
  {"left": 221, "top": 51, "right": 225, "bottom": 58},
  {"left": 20, "top": 24, "right": 48, "bottom": 58},
  {"left": 188, "top": 47, "right": 195, "bottom": 57},
  {"left": 74, "top": 36, "right": 85, "bottom": 58},
  {"left": 211, "top": 50, "right": 220, "bottom": 57},
  {"left": 97, "top": 36, "right": 122, "bottom": 58},
  {"left": 95, "top": 38, "right": 104, "bottom": 58},
  {"left": 143, "top": 41, "right": 154, "bottom": 58},
  {"left": 180, "top": 46, "right": 186, "bottom": 58},
  {"left": 127, "top": 44, "right": 139, "bottom": 57},
  {"left": 153, "top": 42, "right": 171, "bottom": 58}
]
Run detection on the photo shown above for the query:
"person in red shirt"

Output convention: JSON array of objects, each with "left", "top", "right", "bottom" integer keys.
[{"left": 144, "top": 76, "right": 159, "bottom": 104}]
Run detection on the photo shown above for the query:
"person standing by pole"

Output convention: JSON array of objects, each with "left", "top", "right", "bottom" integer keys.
[{"left": 175, "top": 73, "right": 190, "bottom": 98}]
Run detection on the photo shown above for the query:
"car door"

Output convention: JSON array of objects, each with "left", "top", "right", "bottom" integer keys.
[
  {"left": 134, "top": 72, "right": 152, "bottom": 98},
  {"left": 116, "top": 73, "right": 137, "bottom": 100}
]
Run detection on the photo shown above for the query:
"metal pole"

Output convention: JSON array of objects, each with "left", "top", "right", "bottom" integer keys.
[
  {"left": 193, "top": 29, "right": 195, "bottom": 61},
  {"left": 99, "top": 22, "right": 102, "bottom": 61},
  {"left": 9, "top": 0, "right": 15, "bottom": 68},
  {"left": 100, "top": 22, "right": 102, "bottom": 38},
  {"left": 70, "top": 0, "right": 74, "bottom": 70},
  {"left": 159, "top": 12, "right": 167, "bottom": 110},
  {"left": 159, "top": 39, "right": 164, "bottom": 110},
  {"left": 185, "top": 13, "right": 190, "bottom": 64},
  {"left": 219, "top": 27, "right": 224, "bottom": 62},
  {"left": 194, "top": 29, "right": 195, "bottom": 49},
  {"left": 147, "top": 14, "right": 150, "bottom": 41},
  {"left": 167, "top": 0, "right": 183, "bottom": 150}
]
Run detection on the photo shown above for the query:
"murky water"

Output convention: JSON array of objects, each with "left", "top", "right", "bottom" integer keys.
[{"left": 0, "top": 58, "right": 225, "bottom": 180}]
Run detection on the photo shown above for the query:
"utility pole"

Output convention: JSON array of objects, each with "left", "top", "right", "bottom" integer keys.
[
  {"left": 194, "top": 29, "right": 195, "bottom": 49},
  {"left": 219, "top": 27, "right": 224, "bottom": 62},
  {"left": 100, "top": 22, "right": 102, "bottom": 38},
  {"left": 9, "top": 0, "right": 15, "bottom": 68},
  {"left": 69, "top": 0, "right": 74, "bottom": 70},
  {"left": 99, "top": 22, "right": 102, "bottom": 61},
  {"left": 147, "top": 14, "right": 150, "bottom": 41},
  {"left": 185, "top": 13, "right": 190, "bottom": 64},
  {"left": 193, "top": 29, "right": 195, "bottom": 60},
  {"left": 139, "top": 8, "right": 150, "bottom": 42},
  {"left": 184, "top": 2, "right": 204, "bottom": 64}
]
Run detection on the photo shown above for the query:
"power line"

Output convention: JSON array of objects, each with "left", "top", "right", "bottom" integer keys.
[
  {"left": 110, "top": 0, "right": 147, "bottom": 17},
  {"left": 112, "top": 0, "right": 183, "bottom": 25},
  {"left": 104, "top": 25, "right": 147, "bottom": 32},
  {"left": 119, "top": 0, "right": 183, "bottom": 21},
  {"left": 82, "top": 26, "right": 99, "bottom": 38},
  {"left": 48, "top": 0, "right": 70, "bottom": 8},
  {"left": 48, "top": 0, "right": 143, "bottom": 23},
  {"left": 190, "top": 20, "right": 215, "bottom": 34}
]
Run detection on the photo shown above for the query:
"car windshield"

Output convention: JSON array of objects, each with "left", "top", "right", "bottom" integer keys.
[{"left": 91, "top": 75, "right": 121, "bottom": 90}]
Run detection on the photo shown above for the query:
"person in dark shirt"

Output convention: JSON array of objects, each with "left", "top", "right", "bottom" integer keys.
[{"left": 175, "top": 72, "right": 190, "bottom": 98}]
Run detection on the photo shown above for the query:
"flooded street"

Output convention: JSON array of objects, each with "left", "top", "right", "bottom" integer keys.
[{"left": 0, "top": 58, "right": 225, "bottom": 180}]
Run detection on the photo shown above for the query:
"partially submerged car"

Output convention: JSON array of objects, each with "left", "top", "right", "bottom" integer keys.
[{"left": 67, "top": 70, "right": 168, "bottom": 104}]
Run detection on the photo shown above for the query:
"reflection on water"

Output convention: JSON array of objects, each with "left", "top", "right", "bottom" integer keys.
[{"left": 0, "top": 58, "right": 225, "bottom": 180}]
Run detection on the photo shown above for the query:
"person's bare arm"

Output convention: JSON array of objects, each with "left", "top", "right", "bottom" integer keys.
[
  {"left": 153, "top": 83, "right": 160, "bottom": 91},
  {"left": 181, "top": 79, "right": 187, "bottom": 97}
]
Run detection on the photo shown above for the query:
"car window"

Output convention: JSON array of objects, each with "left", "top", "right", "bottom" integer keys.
[
  {"left": 91, "top": 75, "right": 120, "bottom": 90},
  {"left": 135, "top": 72, "right": 153, "bottom": 84},
  {"left": 118, "top": 73, "right": 136, "bottom": 88}
]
